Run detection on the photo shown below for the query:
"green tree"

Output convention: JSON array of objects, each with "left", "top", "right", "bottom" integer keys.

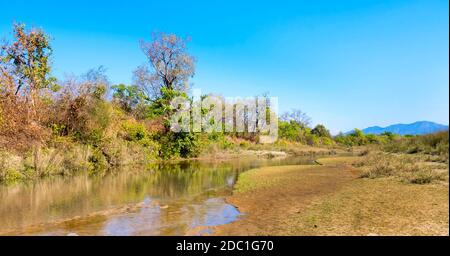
[
  {"left": 311, "top": 124, "right": 331, "bottom": 138},
  {"left": 349, "top": 128, "right": 367, "bottom": 145},
  {"left": 112, "top": 84, "right": 145, "bottom": 113},
  {"left": 0, "top": 23, "right": 57, "bottom": 104}
]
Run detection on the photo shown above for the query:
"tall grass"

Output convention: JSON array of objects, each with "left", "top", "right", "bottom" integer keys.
[
  {"left": 384, "top": 131, "right": 449, "bottom": 163},
  {"left": 357, "top": 151, "right": 448, "bottom": 184}
]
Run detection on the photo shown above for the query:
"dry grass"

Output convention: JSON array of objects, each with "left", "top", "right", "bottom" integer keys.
[
  {"left": 356, "top": 151, "right": 448, "bottom": 184},
  {"left": 214, "top": 163, "right": 359, "bottom": 235},
  {"left": 285, "top": 178, "right": 449, "bottom": 236},
  {"left": 315, "top": 156, "right": 361, "bottom": 166},
  {"left": 215, "top": 155, "right": 449, "bottom": 236},
  {"left": 239, "top": 139, "right": 346, "bottom": 156}
]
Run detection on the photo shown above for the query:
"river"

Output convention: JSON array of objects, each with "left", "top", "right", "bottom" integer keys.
[{"left": 0, "top": 156, "right": 316, "bottom": 236}]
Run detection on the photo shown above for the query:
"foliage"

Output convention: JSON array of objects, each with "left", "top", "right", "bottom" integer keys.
[
  {"left": 278, "top": 120, "right": 308, "bottom": 142},
  {"left": 157, "top": 131, "right": 201, "bottom": 159},
  {"left": 0, "top": 23, "right": 58, "bottom": 99},
  {"left": 311, "top": 124, "right": 331, "bottom": 138},
  {"left": 384, "top": 131, "right": 448, "bottom": 162},
  {"left": 112, "top": 84, "right": 145, "bottom": 113},
  {"left": 50, "top": 68, "right": 112, "bottom": 145},
  {"left": 0, "top": 93, "right": 50, "bottom": 151}
]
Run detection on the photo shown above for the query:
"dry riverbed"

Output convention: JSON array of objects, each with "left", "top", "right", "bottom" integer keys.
[{"left": 214, "top": 156, "right": 449, "bottom": 236}]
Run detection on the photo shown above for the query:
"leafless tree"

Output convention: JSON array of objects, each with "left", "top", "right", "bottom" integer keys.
[
  {"left": 280, "top": 109, "right": 311, "bottom": 127},
  {"left": 136, "top": 32, "right": 195, "bottom": 101}
]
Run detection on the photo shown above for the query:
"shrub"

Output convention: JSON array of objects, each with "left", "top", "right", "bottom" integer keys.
[
  {"left": 358, "top": 151, "right": 447, "bottom": 184},
  {"left": 403, "top": 169, "right": 445, "bottom": 184},
  {"left": 306, "top": 134, "right": 319, "bottom": 146},
  {"left": 88, "top": 148, "right": 108, "bottom": 173},
  {"left": 383, "top": 131, "right": 449, "bottom": 163},
  {"left": 0, "top": 94, "right": 50, "bottom": 152},
  {"left": 0, "top": 150, "right": 25, "bottom": 184},
  {"left": 121, "top": 120, "right": 148, "bottom": 142},
  {"left": 278, "top": 120, "right": 307, "bottom": 142},
  {"left": 158, "top": 132, "right": 201, "bottom": 159},
  {"left": 119, "top": 119, "right": 160, "bottom": 154},
  {"left": 23, "top": 147, "right": 65, "bottom": 178},
  {"left": 49, "top": 69, "right": 113, "bottom": 146},
  {"left": 311, "top": 124, "right": 331, "bottom": 138},
  {"left": 320, "top": 136, "right": 335, "bottom": 146},
  {"left": 78, "top": 100, "right": 113, "bottom": 145},
  {"left": 359, "top": 157, "right": 395, "bottom": 178},
  {"left": 208, "top": 132, "right": 233, "bottom": 149}
]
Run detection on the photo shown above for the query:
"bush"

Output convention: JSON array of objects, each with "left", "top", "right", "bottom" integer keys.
[
  {"left": 61, "top": 144, "right": 94, "bottom": 174},
  {"left": 0, "top": 150, "right": 25, "bottom": 184},
  {"left": 384, "top": 131, "right": 449, "bottom": 163},
  {"left": 306, "top": 134, "right": 319, "bottom": 146},
  {"left": 320, "top": 136, "right": 335, "bottom": 146},
  {"left": 101, "top": 138, "right": 159, "bottom": 167},
  {"left": 208, "top": 132, "right": 233, "bottom": 149},
  {"left": 158, "top": 132, "right": 201, "bottom": 159},
  {"left": 357, "top": 151, "right": 447, "bottom": 184},
  {"left": 121, "top": 120, "right": 148, "bottom": 142},
  {"left": 278, "top": 121, "right": 308, "bottom": 142},
  {"left": 119, "top": 119, "right": 160, "bottom": 156},
  {"left": 88, "top": 148, "right": 108, "bottom": 173},
  {"left": 404, "top": 169, "right": 445, "bottom": 184},
  {"left": 359, "top": 155, "right": 395, "bottom": 179},
  {"left": 49, "top": 70, "right": 113, "bottom": 146},
  {"left": 77, "top": 100, "right": 113, "bottom": 145},
  {"left": 0, "top": 94, "right": 51, "bottom": 152}
]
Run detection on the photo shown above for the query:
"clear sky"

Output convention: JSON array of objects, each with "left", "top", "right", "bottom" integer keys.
[{"left": 0, "top": 0, "right": 448, "bottom": 133}]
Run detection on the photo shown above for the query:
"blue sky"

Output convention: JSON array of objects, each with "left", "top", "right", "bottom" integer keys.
[{"left": 0, "top": 0, "right": 448, "bottom": 133}]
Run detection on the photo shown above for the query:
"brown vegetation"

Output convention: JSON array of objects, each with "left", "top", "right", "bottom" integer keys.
[{"left": 215, "top": 156, "right": 448, "bottom": 236}]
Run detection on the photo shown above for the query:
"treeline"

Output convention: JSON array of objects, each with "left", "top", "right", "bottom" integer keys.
[
  {"left": 0, "top": 24, "right": 205, "bottom": 183},
  {"left": 0, "top": 23, "right": 288, "bottom": 183}
]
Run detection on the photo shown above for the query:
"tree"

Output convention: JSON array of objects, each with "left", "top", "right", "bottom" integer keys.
[
  {"left": 279, "top": 120, "right": 304, "bottom": 141},
  {"left": 311, "top": 124, "right": 331, "bottom": 138},
  {"left": 112, "top": 84, "right": 144, "bottom": 113},
  {"left": 349, "top": 128, "right": 367, "bottom": 145},
  {"left": 52, "top": 67, "right": 111, "bottom": 143},
  {"left": 280, "top": 109, "right": 311, "bottom": 128},
  {"left": 0, "top": 23, "right": 57, "bottom": 105},
  {"left": 0, "top": 23, "right": 56, "bottom": 150},
  {"left": 136, "top": 32, "right": 195, "bottom": 102}
]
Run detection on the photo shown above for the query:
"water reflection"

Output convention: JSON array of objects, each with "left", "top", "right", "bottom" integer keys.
[{"left": 0, "top": 156, "right": 314, "bottom": 235}]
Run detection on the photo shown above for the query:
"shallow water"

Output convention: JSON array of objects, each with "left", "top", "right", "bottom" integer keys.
[{"left": 0, "top": 156, "right": 315, "bottom": 236}]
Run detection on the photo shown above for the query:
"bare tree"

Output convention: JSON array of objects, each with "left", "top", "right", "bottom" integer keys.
[
  {"left": 133, "top": 64, "right": 158, "bottom": 102},
  {"left": 136, "top": 32, "right": 195, "bottom": 101},
  {"left": 280, "top": 109, "right": 311, "bottom": 128}
]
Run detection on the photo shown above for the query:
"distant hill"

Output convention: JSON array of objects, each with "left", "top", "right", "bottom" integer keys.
[{"left": 348, "top": 121, "right": 449, "bottom": 136}]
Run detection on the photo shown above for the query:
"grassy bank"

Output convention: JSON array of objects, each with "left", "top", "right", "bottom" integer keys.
[
  {"left": 285, "top": 178, "right": 448, "bottom": 236},
  {"left": 214, "top": 155, "right": 449, "bottom": 236},
  {"left": 0, "top": 137, "right": 342, "bottom": 185},
  {"left": 214, "top": 158, "right": 360, "bottom": 235}
]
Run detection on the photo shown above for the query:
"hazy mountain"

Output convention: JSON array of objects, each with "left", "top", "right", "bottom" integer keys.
[{"left": 348, "top": 121, "right": 449, "bottom": 135}]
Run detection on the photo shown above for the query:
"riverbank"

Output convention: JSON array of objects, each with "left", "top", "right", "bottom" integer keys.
[
  {"left": 0, "top": 143, "right": 341, "bottom": 186},
  {"left": 214, "top": 156, "right": 449, "bottom": 236}
]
